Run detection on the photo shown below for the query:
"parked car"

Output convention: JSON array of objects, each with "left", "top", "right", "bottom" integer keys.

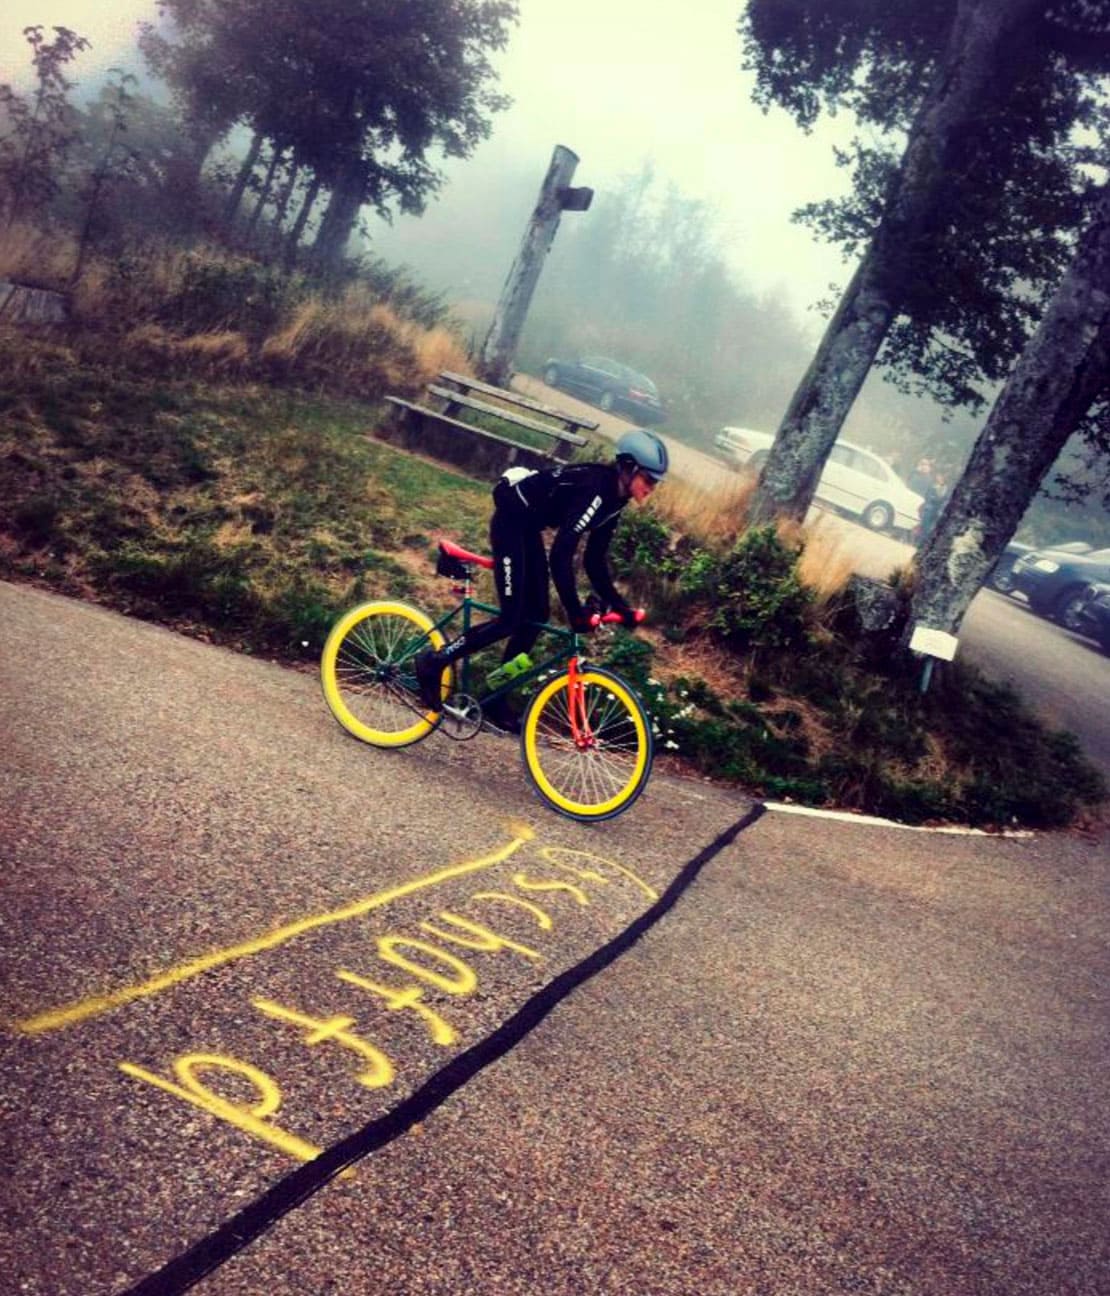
[
  {"left": 542, "top": 356, "right": 666, "bottom": 424},
  {"left": 712, "top": 425, "right": 923, "bottom": 534},
  {"left": 1011, "top": 546, "right": 1110, "bottom": 627},
  {"left": 987, "top": 541, "right": 1034, "bottom": 593},
  {"left": 989, "top": 540, "right": 1092, "bottom": 595},
  {"left": 1075, "top": 582, "right": 1110, "bottom": 653}
]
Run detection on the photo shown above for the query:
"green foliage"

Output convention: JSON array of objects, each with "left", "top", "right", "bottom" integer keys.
[
  {"left": 741, "top": 0, "right": 1109, "bottom": 420},
  {"left": 610, "top": 509, "right": 678, "bottom": 580},
  {"left": 709, "top": 525, "right": 812, "bottom": 651},
  {"left": 162, "top": 253, "right": 303, "bottom": 341},
  {"left": 12, "top": 495, "right": 60, "bottom": 544},
  {"left": 926, "top": 668, "right": 1106, "bottom": 828}
]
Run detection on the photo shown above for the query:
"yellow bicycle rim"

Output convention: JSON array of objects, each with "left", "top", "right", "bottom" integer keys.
[
  {"left": 522, "top": 668, "right": 651, "bottom": 819},
  {"left": 320, "top": 601, "right": 445, "bottom": 748}
]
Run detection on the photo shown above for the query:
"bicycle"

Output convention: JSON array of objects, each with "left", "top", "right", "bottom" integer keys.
[{"left": 320, "top": 540, "right": 654, "bottom": 821}]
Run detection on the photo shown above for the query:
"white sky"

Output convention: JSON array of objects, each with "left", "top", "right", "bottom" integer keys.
[{"left": 2, "top": 0, "right": 861, "bottom": 323}]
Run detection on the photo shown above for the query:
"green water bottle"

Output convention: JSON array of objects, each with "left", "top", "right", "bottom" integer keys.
[{"left": 487, "top": 651, "right": 533, "bottom": 689}]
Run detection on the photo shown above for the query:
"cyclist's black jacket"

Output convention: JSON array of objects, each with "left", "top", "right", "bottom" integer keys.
[{"left": 496, "top": 463, "right": 629, "bottom": 622}]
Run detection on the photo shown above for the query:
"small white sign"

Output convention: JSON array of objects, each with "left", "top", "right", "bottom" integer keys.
[{"left": 910, "top": 624, "right": 960, "bottom": 661}]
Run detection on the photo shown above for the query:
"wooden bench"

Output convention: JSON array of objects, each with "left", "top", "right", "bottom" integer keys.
[
  {"left": 379, "top": 396, "right": 566, "bottom": 479},
  {"left": 377, "top": 370, "right": 600, "bottom": 480},
  {"left": 437, "top": 370, "right": 599, "bottom": 438},
  {"left": 426, "top": 384, "right": 588, "bottom": 455}
]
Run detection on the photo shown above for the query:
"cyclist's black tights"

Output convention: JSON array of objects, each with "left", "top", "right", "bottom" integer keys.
[{"left": 437, "top": 488, "right": 549, "bottom": 666}]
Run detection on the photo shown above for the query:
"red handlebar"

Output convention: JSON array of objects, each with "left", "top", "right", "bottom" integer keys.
[{"left": 588, "top": 608, "right": 646, "bottom": 628}]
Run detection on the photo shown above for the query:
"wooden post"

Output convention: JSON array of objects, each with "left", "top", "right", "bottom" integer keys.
[{"left": 479, "top": 144, "right": 591, "bottom": 387}]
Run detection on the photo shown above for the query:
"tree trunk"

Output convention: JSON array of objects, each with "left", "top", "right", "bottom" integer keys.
[
  {"left": 479, "top": 144, "right": 581, "bottom": 386},
  {"left": 284, "top": 173, "right": 321, "bottom": 267},
  {"left": 750, "top": 0, "right": 1043, "bottom": 525},
  {"left": 272, "top": 159, "right": 300, "bottom": 232},
  {"left": 311, "top": 167, "right": 363, "bottom": 275},
  {"left": 224, "top": 131, "right": 264, "bottom": 226},
  {"left": 245, "top": 145, "right": 283, "bottom": 236},
  {"left": 909, "top": 177, "right": 1110, "bottom": 636}
]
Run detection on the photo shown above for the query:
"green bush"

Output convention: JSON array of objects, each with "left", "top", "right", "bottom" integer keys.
[
  {"left": 163, "top": 253, "right": 302, "bottom": 342},
  {"left": 610, "top": 509, "right": 679, "bottom": 581},
  {"left": 710, "top": 525, "right": 812, "bottom": 651}
]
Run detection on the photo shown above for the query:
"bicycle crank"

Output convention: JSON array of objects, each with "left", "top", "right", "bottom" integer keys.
[{"left": 439, "top": 693, "right": 483, "bottom": 740}]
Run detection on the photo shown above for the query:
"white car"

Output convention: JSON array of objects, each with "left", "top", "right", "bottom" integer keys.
[{"left": 713, "top": 426, "right": 924, "bottom": 534}]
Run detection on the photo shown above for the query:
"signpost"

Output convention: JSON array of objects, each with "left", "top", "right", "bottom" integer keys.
[
  {"left": 909, "top": 624, "right": 960, "bottom": 692},
  {"left": 479, "top": 144, "right": 593, "bottom": 387}
]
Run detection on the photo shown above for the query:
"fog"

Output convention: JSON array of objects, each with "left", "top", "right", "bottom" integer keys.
[{"left": 3, "top": 0, "right": 1105, "bottom": 540}]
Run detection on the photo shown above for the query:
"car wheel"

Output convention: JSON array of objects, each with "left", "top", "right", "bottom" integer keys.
[
  {"left": 543, "top": 365, "right": 560, "bottom": 387},
  {"left": 863, "top": 501, "right": 894, "bottom": 532},
  {"left": 598, "top": 391, "right": 615, "bottom": 413},
  {"left": 746, "top": 450, "right": 768, "bottom": 474},
  {"left": 1054, "top": 585, "right": 1088, "bottom": 631},
  {"left": 989, "top": 566, "right": 1016, "bottom": 594}
]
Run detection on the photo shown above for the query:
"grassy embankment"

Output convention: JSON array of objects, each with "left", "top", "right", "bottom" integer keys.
[{"left": 1, "top": 235, "right": 1104, "bottom": 828}]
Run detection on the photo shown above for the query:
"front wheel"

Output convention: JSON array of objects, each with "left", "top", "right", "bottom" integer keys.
[
  {"left": 321, "top": 602, "right": 447, "bottom": 748},
  {"left": 521, "top": 666, "right": 653, "bottom": 821},
  {"left": 863, "top": 500, "right": 894, "bottom": 532},
  {"left": 989, "top": 565, "right": 1016, "bottom": 593},
  {"left": 543, "top": 364, "right": 560, "bottom": 387},
  {"left": 598, "top": 390, "right": 616, "bottom": 413}
]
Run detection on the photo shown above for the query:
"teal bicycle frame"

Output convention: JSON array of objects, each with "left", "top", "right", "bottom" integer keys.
[{"left": 422, "top": 595, "right": 580, "bottom": 713}]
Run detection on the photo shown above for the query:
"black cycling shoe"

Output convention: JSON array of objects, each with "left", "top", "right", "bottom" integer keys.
[
  {"left": 482, "top": 695, "right": 522, "bottom": 736},
  {"left": 414, "top": 650, "right": 446, "bottom": 711}
]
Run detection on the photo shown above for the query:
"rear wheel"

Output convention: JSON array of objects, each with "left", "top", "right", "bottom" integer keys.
[
  {"left": 863, "top": 500, "right": 894, "bottom": 532},
  {"left": 321, "top": 602, "right": 446, "bottom": 748},
  {"left": 598, "top": 390, "right": 616, "bottom": 412},
  {"left": 1054, "top": 585, "right": 1088, "bottom": 631},
  {"left": 521, "top": 666, "right": 653, "bottom": 821},
  {"left": 747, "top": 450, "right": 768, "bottom": 474},
  {"left": 543, "top": 364, "right": 560, "bottom": 387}
]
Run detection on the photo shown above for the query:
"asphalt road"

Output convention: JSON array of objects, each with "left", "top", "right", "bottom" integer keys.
[
  {"left": 962, "top": 588, "right": 1110, "bottom": 782},
  {"left": 2, "top": 579, "right": 1108, "bottom": 1296}
]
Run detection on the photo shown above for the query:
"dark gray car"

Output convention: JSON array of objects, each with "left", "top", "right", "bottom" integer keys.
[
  {"left": 542, "top": 355, "right": 666, "bottom": 424},
  {"left": 1012, "top": 546, "right": 1110, "bottom": 628},
  {"left": 1075, "top": 582, "right": 1110, "bottom": 653}
]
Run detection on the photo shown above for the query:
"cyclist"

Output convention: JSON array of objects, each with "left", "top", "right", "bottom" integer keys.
[{"left": 415, "top": 428, "right": 669, "bottom": 730}]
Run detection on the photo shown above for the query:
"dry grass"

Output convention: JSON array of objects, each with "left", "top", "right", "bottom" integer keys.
[
  {"left": 32, "top": 239, "right": 473, "bottom": 400},
  {"left": 260, "top": 295, "right": 469, "bottom": 395},
  {"left": 0, "top": 223, "right": 76, "bottom": 286},
  {"left": 650, "top": 473, "right": 755, "bottom": 547},
  {"left": 796, "top": 519, "right": 858, "bottom": 603}
]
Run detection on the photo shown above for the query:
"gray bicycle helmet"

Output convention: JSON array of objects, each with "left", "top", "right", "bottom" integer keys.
[{"left": 615, "top": 429, "right": 669, "bottom": 482}]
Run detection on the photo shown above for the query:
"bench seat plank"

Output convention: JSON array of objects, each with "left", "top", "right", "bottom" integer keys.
[
  {"left": 437, "top": 370, "right": 599, "bottom": 432},
  {"left": 426, "top": 385, "right": 588, "bottom": 447}
]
